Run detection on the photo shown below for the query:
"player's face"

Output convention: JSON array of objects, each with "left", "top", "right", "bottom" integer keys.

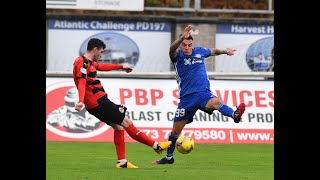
[
  {"left": 180, "top": 39, "right": 193, "bottom": 55},
  {"left": 93, "top": 47, "right": 105, "bottom": 61}
]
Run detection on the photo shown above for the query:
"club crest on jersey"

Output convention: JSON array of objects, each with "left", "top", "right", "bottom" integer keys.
[
  {"left": 195, "top": 54, "right": 201, "bottom": 58},
  {"left": 119, "top": 106, "right": 124, "bottom": 113}
]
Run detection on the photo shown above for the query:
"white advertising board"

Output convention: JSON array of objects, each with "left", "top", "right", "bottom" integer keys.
[
  {"left": 47, "top": 19, "right": 171, "bottom": 72},
  {"left": 215, "top": 24, "right": 274, "bottom": 72}
]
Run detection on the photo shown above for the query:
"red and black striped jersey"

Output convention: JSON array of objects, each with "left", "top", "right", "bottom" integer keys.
[{"left": 73, "top": 56, "right": 123, "bottom": 109}]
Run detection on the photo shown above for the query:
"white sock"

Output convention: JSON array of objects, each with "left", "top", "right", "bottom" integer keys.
[
  {"left": 166, "top": 156, "right": 173, "bottom": 160},
  {"left": 152, "top": 141, "right": 158, "bottom": 149},
  {"left": 118, "top": 159, "right": 127, "bottom": 163}
]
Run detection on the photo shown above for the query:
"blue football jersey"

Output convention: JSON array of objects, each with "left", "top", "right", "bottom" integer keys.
[{"left": 171, "top": 47, "right": 212, "bottom": 98}]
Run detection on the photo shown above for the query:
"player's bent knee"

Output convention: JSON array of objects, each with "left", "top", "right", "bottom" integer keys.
[
  {"left": 121, "top": 116, "right": 132, "bottom": 128},
  {"left": 208, "top": 97, "right": 222, "bottom": 109},
  {"left": 112, "top": 124, "right": 124, "bottom": 130}
]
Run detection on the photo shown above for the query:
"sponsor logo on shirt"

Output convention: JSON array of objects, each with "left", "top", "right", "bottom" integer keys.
[
  {"left": 191, "top": 59, "right": 202, "bottom": 64},
  {"left": 184, "top": 57, "right": 202, "bottom": 65}
]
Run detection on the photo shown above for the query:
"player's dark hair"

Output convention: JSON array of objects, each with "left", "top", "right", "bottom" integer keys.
[
  {"left": 87, "top": 38, "right": 106, "bottom": 51},
  {"left": 179, "top": 34, "right": 193, "bottom": 40}
]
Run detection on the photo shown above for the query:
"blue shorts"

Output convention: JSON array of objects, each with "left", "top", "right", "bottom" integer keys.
[{"left": 174, "top": 90, "right": 217, "bottom": 124}]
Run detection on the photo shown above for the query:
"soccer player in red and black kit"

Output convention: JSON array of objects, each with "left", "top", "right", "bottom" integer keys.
[{"left": 73, "top": 38, "right": 172, "bottom": 168}]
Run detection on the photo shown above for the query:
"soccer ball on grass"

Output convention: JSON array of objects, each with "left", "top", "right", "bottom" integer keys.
[{"left": 175, "top": 135, "right": 195, "bottom": 154}]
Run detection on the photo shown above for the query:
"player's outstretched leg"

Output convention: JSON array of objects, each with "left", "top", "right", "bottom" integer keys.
[
  {"left": 233, "top": 103, "right": 246, "bottom": 123},
  {"left": 124, "top": 124, "right": 172, "bottom": 153},
  {"left": 218, "top": 102, "right": 246, "bottom": 123}
]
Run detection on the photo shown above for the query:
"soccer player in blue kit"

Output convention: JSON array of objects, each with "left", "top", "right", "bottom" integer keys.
[{"left": 152, "top": 25, "right": 246, "bottom": 164}]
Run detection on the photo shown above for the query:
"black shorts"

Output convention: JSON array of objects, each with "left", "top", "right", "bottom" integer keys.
[{"left": 86, "top": 95, "right": 127, "bottom": 125}]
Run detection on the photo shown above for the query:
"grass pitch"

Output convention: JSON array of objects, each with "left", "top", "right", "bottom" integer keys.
[{"left": 46, "top": 141, "right": 273, "bottom": 180}]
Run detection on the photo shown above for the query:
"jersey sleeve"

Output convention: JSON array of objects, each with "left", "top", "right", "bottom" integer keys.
[
  {"left": 73, "top": 57, "right": 87, "bottom": 103},
  {"left": 96, "top": 62, "right": 123, "bottom": 71},
  {"left": 197, "top": 47, "right": 212, "bottom": 58},
  {"left": 77, "top": 78, "right": 86, "bottom": 103}
]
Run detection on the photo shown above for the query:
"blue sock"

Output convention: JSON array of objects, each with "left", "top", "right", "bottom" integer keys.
[
  {"left": 218, "top": 103, "right": 234, "bottom": 118},
  {"left": 166, "top": 132, "right": 179, "bottom": 157}
]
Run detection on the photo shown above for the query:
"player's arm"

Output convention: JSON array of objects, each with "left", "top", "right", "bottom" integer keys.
[
  {"left": 169, "top": 36, "right": 184, "bottom": 58},
  {"left": 97, "top": 63, "right": 132, "bottom": 73},
  {"left": 75, "top": 78, "right": 86, "bottom": 111},
  {"left": 211, "top": 48, "right": 236, "bottom": 56},
  {"left": 73, "top": 59, "right": 87, "bottom": 111},
  {"left": 169, "top": 25, "right": 192, "bottom": 58}
]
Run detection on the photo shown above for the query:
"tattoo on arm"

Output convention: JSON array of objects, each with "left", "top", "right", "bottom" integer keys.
[
  {"left": 169, "top": 37, "right": 184, "bottom": 58},
  {"left": 211, "top": 48, "right": 226, "bottom": 56}
]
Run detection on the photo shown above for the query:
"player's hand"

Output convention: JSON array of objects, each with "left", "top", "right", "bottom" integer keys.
[
  {"left": 123, "top": 66, "right": 132, "bottom": 73},
  {"left": 225, "top": 48, "right": 236, "bottom": 56},
  {"left": 181, "top": 25, "right": 192, "bottom": 39},
  {"left": 75, "top": 102, "right": 84, "bottom": 112}
]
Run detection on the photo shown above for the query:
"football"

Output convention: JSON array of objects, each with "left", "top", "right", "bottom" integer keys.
[{"left": 175, "top": 135, "right": 195, "bottom": 154}]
